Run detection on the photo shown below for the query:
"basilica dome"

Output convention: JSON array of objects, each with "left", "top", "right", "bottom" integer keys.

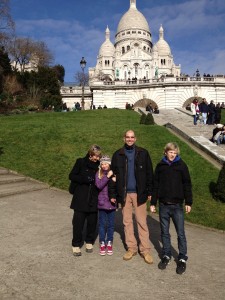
[
  {"left": 154, "top": 25, "right": 171, "bottom": 55},
  {"left": 99, "top": 26, "right": 115, "bottom": 57},
  {"left": 117, "top": 0, "right": 150, "bottom": 34},
  {"left": 155, "top": 39, "right": 171, "bottom": 55}
]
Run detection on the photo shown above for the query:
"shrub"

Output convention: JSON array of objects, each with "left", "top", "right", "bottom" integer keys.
[
  {"left": 214, "top": 162, "right": 225, "bottom": 202},
  {"left": 0, "top": 92, "right": 13, "bottom": 104},
  {"left": 10, "top": 109, "right": 25, "bottom": 115},
  {"left": 140, "top": 113, "right": 146, "bottom": 124},
  {"left": 27, "top": 105, "right": 39, "bottom": 111},
  {"left": 40, "top": 94, "right": 62, "bottom": 110},
  {"left": 144, "top": 113, "right": 155, "bottom": 125},
  {"left": 15, "top": 95, "right": 25, "bottom": 103}
]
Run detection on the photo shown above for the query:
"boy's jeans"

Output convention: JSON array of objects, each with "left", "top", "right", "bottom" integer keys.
[
  {"left": 159, "top": 203, "right": 188, "bottom": 261},
  {"left": 98, "top": 209, "right": 115, "bottom": 243}
]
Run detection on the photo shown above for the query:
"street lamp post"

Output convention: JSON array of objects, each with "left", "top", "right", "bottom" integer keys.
[
  {"left": 196, "top": 69, "right": 200, "bottom": 80},
  {"left": 80, "top": 57, "right": 86, "bottom": 110}
]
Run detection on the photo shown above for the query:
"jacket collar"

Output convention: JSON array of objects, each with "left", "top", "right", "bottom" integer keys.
[
  {"left": 119, "top": 145, "right": 143, "bottom": 155},
  {"left": 162, "top": 155, "right": 181, "bottom": 165}
]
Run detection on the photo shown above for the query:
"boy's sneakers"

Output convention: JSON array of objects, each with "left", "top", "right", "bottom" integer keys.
[
  {"left": 176, "top": 259, "right": 186, "bottom": 275},
  {"left": 158, "top": 256, "right": 170, "bottom": 270},
  {"left": 72, "top": 247, "right": 81, "bottom": 257},
  {"left": 106, "top": 241, "right": 113, "bottom": 255},
  {"left": 99, "top": 242, "right": 106, "bottom": 256}
]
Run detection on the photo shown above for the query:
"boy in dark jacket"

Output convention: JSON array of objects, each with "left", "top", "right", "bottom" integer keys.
[{"left": 150, "top": 142, "right": 193, "bottom": 275}]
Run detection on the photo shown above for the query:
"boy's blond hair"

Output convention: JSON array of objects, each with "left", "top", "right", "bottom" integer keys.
[{"left": 164, "top": 142, "right": 180, "bottom": 155}]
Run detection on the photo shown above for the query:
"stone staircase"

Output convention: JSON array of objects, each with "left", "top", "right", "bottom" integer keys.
[
  {"left": 137, "top": 107, "right": 225, "bottom": 167},
  {"left": 0, "top": 167, "right": 49, "bottom": 198}
]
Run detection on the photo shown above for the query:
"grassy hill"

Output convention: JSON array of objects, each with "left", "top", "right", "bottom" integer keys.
[{"left": 0, "top": 109, "right": 224, "bottom": 230}]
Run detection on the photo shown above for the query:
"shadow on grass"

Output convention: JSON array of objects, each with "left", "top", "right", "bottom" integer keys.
[
  {"left": 0, "top": 147, "right": 4, "bottom": 156},
  {"left": 209, "top": 181, "right": 216, "bottom": 195}
]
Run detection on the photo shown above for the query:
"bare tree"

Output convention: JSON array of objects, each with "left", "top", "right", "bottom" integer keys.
[
  {"left": 34, "top": 41, "right": 53, "bottom": 67},
  {"left": 74, "top": 71, "right": 89, "bottom": 86},
  {"left": 0, "top": 0, "right": 15, "bottom": 45},
  {"left": 3, "top": 74, "right": 23, "bottom": 95},
  {"left": 9, "top": 37, "right": 32, "bottom": 72},
  {"left": 9, "top": 37, "right": 53, "bottom": 72}
]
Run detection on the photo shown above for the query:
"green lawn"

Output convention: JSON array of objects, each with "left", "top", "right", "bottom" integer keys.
[{"left": 0, "top": 109, "right": 224, "bottom": 230}]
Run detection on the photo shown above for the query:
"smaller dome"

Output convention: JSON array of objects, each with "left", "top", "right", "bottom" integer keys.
[
  {"left": 154, "top": 25, "right": 171, "bottom": 55},
  {"left": 99, "top": 26, "right": 115, "bottom": 57}
]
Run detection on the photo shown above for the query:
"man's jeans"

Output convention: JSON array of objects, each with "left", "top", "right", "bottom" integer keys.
[
  {"left": 99, "top": 209, "right": 115, "bottom": 243},
  {"left": 159, "top": 203, "right": 188, "bottom": 261}
]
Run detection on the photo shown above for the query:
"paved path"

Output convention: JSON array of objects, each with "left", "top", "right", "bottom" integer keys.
[
  {"left": 0, "top": 109, "right": 225, "bottom": 300},
  {"left": 0, "top": 166, "right": 225, "bottom": 300}
]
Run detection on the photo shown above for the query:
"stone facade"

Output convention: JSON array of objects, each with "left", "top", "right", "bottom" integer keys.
[{"left": 61, "top": 0, "right": 225, "bottom": 110}]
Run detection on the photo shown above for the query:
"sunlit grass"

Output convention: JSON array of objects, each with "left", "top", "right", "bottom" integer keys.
[{"left": 0, "top": 109, "right": 224, "bottom": 230}]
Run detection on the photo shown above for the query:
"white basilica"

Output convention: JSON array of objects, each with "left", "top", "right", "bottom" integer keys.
[
  {"left": 89, "top": 0, "right": 180, "bottom": 83},
  {"left": 61, "top": 0, "right": 225, "bottom": 110}
]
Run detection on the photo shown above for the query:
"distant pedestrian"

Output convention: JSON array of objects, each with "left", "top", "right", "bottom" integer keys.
[
  {"left": 69, "top": 145, "right": 102, "bottom": 256},
  {"left": 74, "top": 102, "right": 81, "bottom": 111},
  {"left": 215, "top": 103, "right": 222, "bottom": 124},
  {"left": 95, "top": 155, "right": 117, "bottom": 256},
  {"left": 199, "top": 98, "right": 208, "bottom": 125},
  {"left": 211, "top": 124, "right": 225, "bottom": 145},
  {"left": 150, "top": 142, "right": 193, "bottom": 275},
  {"left": 207, "top": 100, "right": 216, "bottom": 125},
  {"left": 191, "top": 99, "right": 200, "bottom": 125}
]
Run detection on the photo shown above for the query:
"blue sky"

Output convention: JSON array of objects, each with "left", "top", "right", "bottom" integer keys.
[{"left": 11, "top": 0, "right": 225, "bottom": 82}]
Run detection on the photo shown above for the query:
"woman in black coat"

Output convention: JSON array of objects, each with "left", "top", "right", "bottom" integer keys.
[
  {"left": 215, "top": 104, "right": 221, "bottom": 124},
  {"left": 69, "top": 145, "right": 102, "bottom": 256}
]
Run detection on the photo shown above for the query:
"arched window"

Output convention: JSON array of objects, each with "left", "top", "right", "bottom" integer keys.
[
  {"left": 127, "top": 45, "right": 130, "bottom": 51},
  {"left": 122, "top": 47, "right": 125, "bottom": 54},
  {"left": 134, "top": 63, "right": 139, "bottom": 77},
  {"left": 143, "top": 46, "right": 146, "bottom": 51}
]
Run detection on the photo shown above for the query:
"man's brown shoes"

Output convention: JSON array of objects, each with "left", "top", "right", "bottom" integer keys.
[
  {"left": 142, "top": 252, "right": 153, "bottom": 264},
  {"left": 123, "top": 250, "right": 137, "bottom": 261}
]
